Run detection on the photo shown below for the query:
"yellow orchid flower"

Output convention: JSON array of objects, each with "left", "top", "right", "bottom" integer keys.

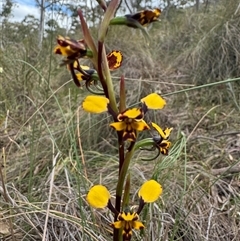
[
  {"left": 54, "top": 35, "right": 87, "bottom": 58},
  {"left": 82, "top": 93, "right": 166, "bottom": 142},
  {"left": 111, "top": 212, "right": 144, "bottom": 240},
  {"left": 110, "top": 108, "right": 150, "bottom": 142},
  {"left": 125, "top": 8, "right": 161, "bottom": 27},
  {"left": 110, "top": 8, "right": 161, "bottom": 29},
  {"left": 86, "top": 180, "right": 162, "bottom": 240}
]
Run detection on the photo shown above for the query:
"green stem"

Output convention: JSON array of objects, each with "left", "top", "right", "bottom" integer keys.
[
  {"left": 122, "top": 173, "right": 131, "bottom": 210},
  {"left": 114, "top": 146, "right": 135, "bottom": 241},
  {"left": 119, "top": 75, "right": 126, "bottom": 112},
  {"left": 101, "top": 44, "right": 118, "bottom": 113},
  {"left": 97, "top": 41, "right": 109, "bottom": 98},
  {"left": 113, "top": 133, "right": 124, "bottom": 241},
  {"left": 116, "top": 145, "right": 135, "bottom": 208}
]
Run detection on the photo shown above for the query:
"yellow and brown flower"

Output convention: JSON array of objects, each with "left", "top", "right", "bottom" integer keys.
[
  {"left": 54, "top": 35, "right": 87, "bottom": 60},
  {"left": 82, "top": 93, "right": 166, "bottom": 142},
  {"left": 86, "top": 180, "right": 162, "bottom": 241},
  {"left": 110, "top": 8, "right": 161, "bottom": 28},
  {"left": 151, "top": 122, "right": 173, "bottom": 155},
  {"left": 125, "top": 8, "right": 161, "bottom": 27}
]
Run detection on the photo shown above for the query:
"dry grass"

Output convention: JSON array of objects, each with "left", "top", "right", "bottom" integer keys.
[{"left": 1, "top": 0, "right": 240, "bottom": 240}]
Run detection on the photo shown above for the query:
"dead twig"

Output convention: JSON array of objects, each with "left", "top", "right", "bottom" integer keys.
[{"left": 211, "top": 163, "right": 240, "bottom": 175}]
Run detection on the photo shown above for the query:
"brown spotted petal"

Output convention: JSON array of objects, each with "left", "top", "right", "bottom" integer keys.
[
  {"left": 107, "top": 50, "right": 123, "bottom": 70},
  {"left": 54, "top": 35, "right": 87, "bottom": 59},
  {"left": 126, "top": 8, "right": 161, "bottom": 26}
]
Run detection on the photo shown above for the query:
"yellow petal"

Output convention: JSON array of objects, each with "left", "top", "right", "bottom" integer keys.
[
  {"left": 76, "top": 73, "right": 84, "bottom": 81},
  {"left": 132, "top": 120, "right": 150, "bottom": 131},
  {"left": 164, "top": 127, "right": 173, "bottom": 138},
  {"left": 86, "top": 185, "right": 110, "bottom": 208},
  {"left": 151, "top": 122, "right": 173, "bottom": 139},
  {"left": 120, "top": 212, "right": 136, "bottom": 221},
  {"left": 54, "top": 45, "right": 74, "bottom": 57},
  {"left": 132, "top": 220, "right": 145, "bottom": 230},
  {"left": 80, "top": 65, "right": 91, "bottom": 70},
  {"left": 82, "top": 96, "right": 109, "bottom": 113},
  {"left": 138, "top": 180, "right": 162, "bottom": 203},
  {"left": 73, "top": 61, "right": 91, "bottom": 69},
  {"left": 151, "top": 122, "right": 166, "bottom": 138},
  {"left": 112, "top": 220, "right": 123, "bottom": 229},
  {"left": 110, "top": 121, "right": 126, "bottom": 131},
  {"left": 141, "top": 93, "right": 166, "bottom": 109},
  {"left": 121, "top": 108, "right": 142, "bottom": 119}
]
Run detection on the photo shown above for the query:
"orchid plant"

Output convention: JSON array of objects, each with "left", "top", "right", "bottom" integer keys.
[{"left": 54, "top": 1, "right": 173, "bottom": 240}]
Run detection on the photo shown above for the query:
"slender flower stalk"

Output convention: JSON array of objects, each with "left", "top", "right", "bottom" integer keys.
[{"left": 54, "top": 1, "right": 173, "bottom": 240}]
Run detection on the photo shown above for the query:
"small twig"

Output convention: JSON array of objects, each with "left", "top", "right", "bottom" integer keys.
[
  {"left": 214, "top": 131, "right": 240, "bottom": 138},
  {"left": 0, "top": 148, "right": 16, "bottom": 241},
  {"left": 211, "top": 163, "right": 240, "bottom": 175},
  {"left": 189, "top": 135, "right": 218, "bottom": 142},
  {"left": 42, "top": 143, "right": 60, "bottom": 241},
  {"left": 77, "top": 106, "right": 88, "bottom": 179},
  {"left": 234, "top": 3, "right": 240, "bottom": 15},
  {"left": 187, "top": 105, "right": 220, "bottom": 142},
  {"left": 0, "top": 185, "right": 43, "bottom": 238},
  {"left": 205, "top": 207, "right": 214, "bottom": 241}
]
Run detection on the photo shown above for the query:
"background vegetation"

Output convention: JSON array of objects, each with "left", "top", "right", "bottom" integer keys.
[{"left": 0, "top": 0, "right": 240, "bottom": 240}]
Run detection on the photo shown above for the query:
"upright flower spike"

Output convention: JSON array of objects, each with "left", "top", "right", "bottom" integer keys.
[{"left": 86, "top": 180, "right": 162, "bottom": 241}]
